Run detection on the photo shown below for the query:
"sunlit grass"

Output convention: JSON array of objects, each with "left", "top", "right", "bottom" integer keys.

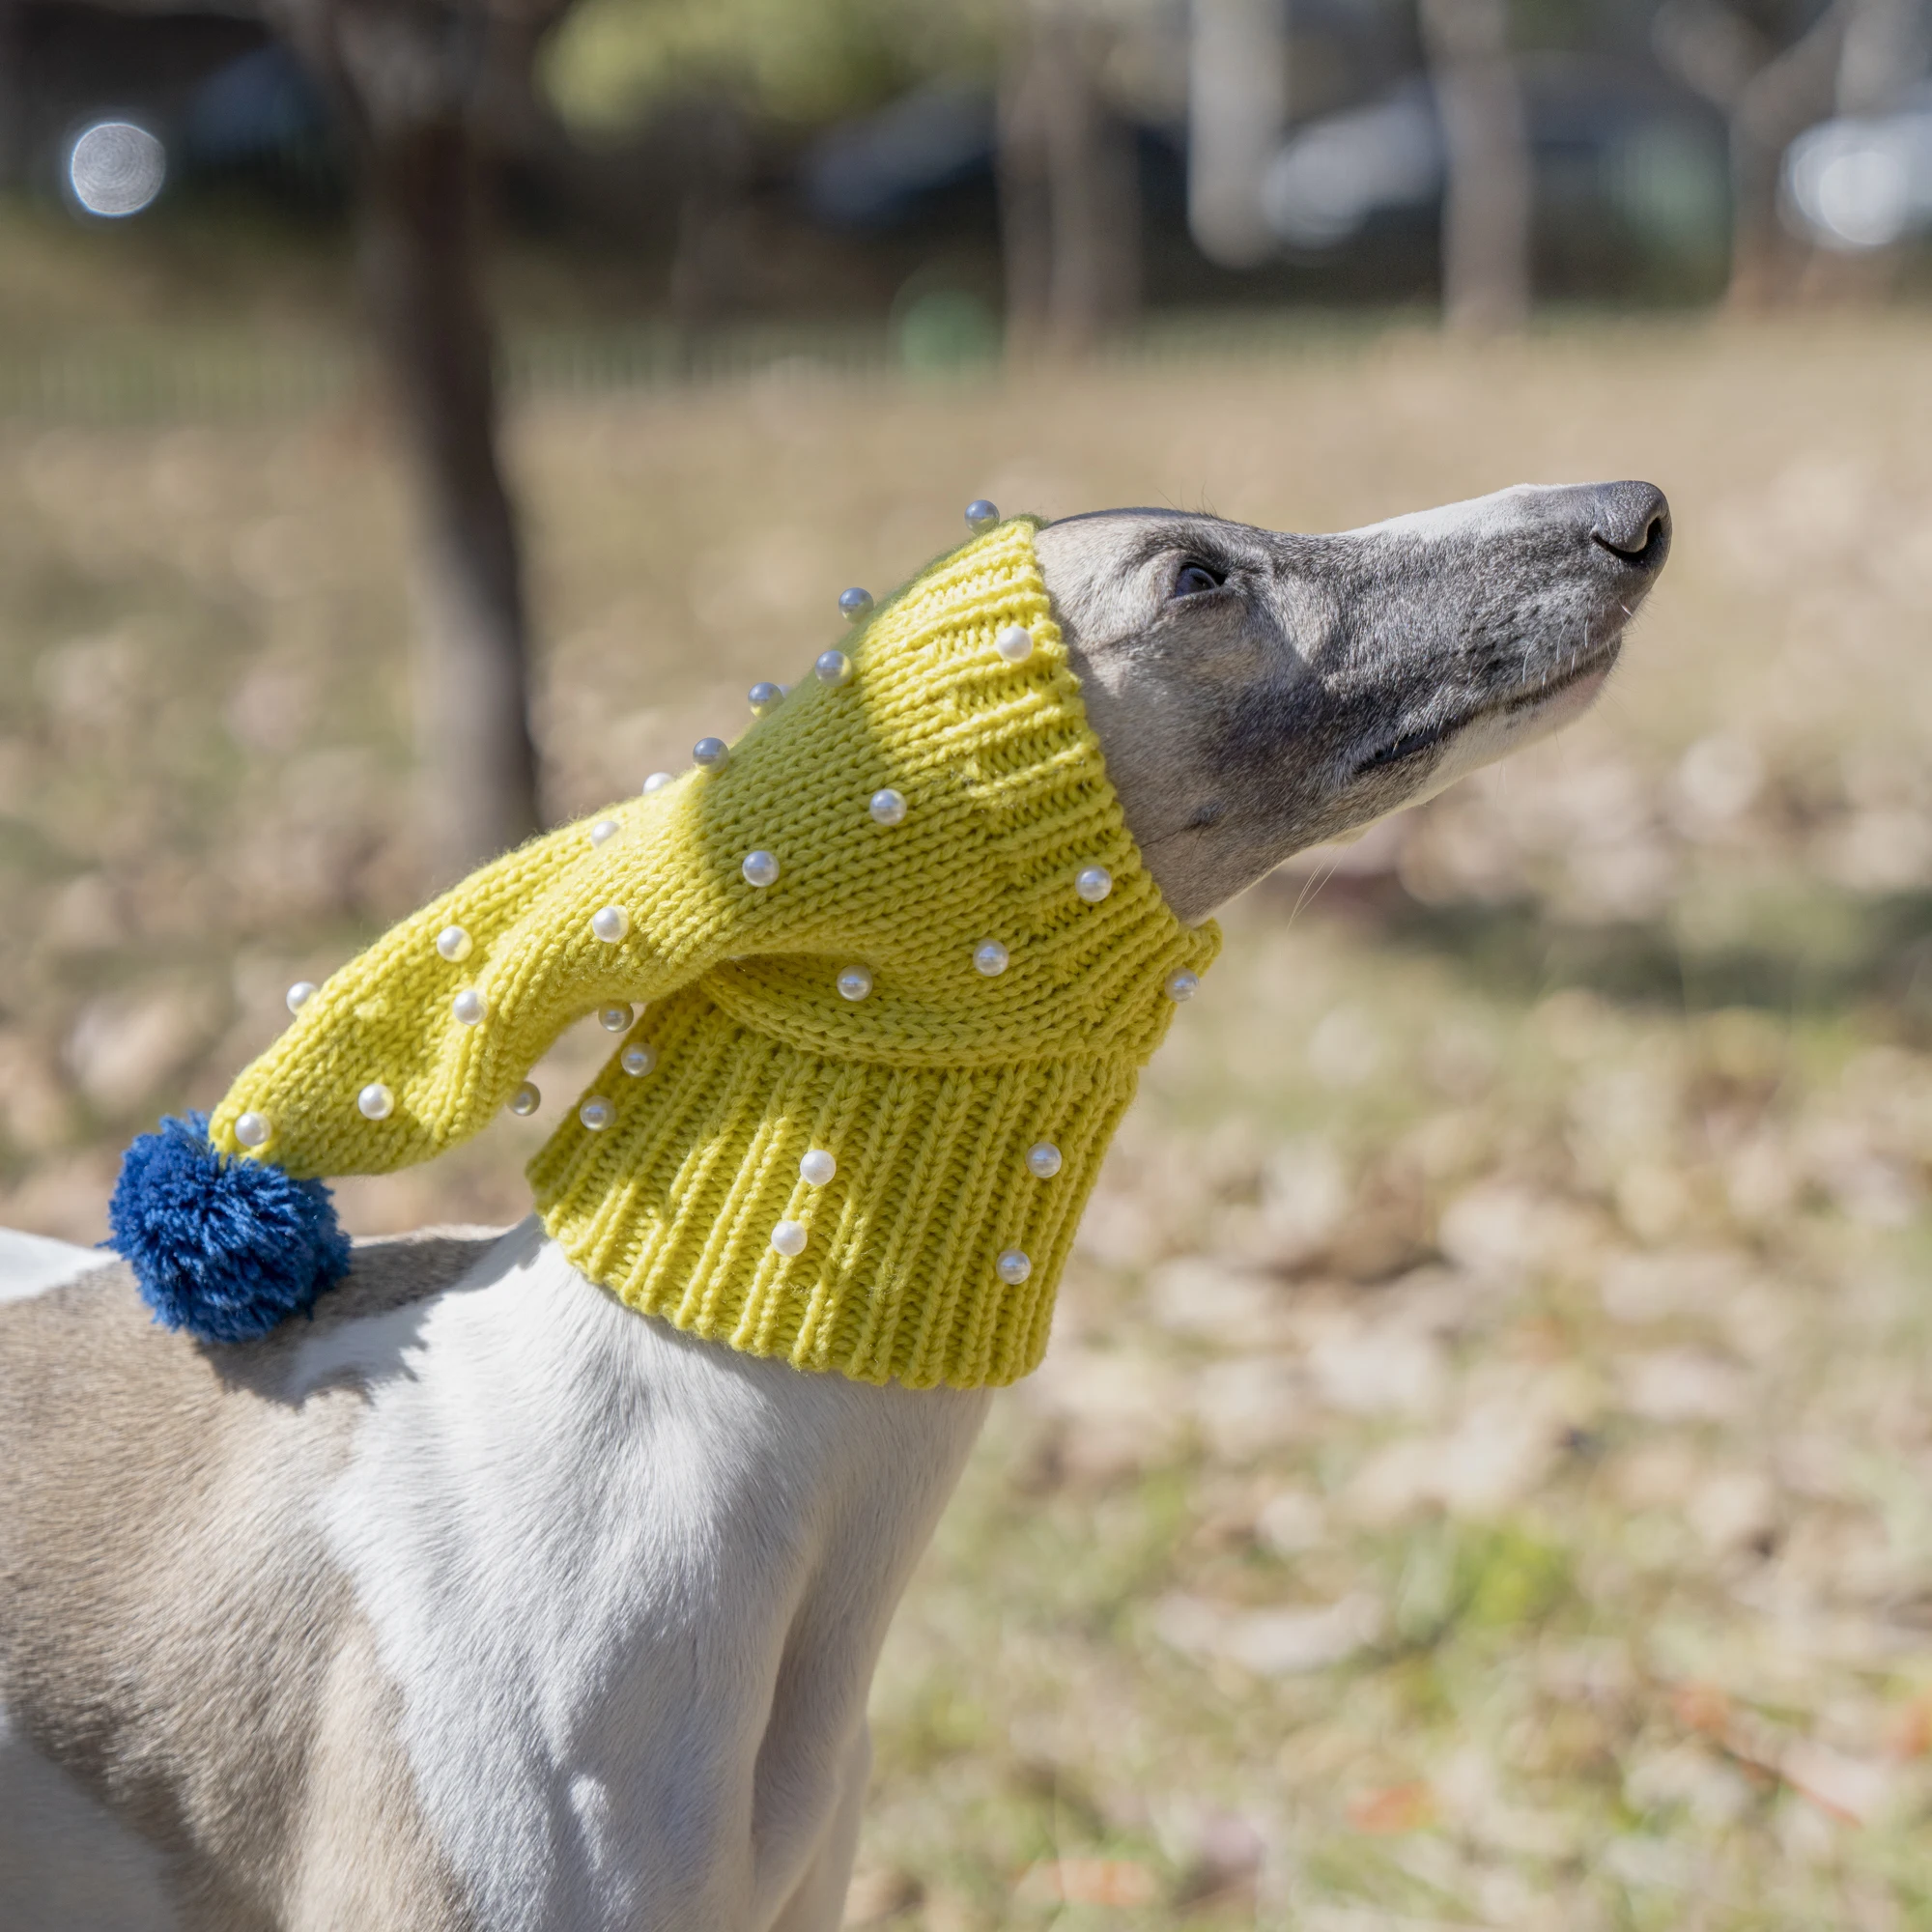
[{"left": 5, "top": 312, "right": 1932, "bottom": 1925}]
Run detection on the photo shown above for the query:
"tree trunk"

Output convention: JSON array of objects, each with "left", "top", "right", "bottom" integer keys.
[
  {"left": 998, "top": 6, "right": 1140, "bottom": 357},
  {"left": 265, "top": 0, "right": 550, "bottom": 884},
  {"left": 1418, "top": 0, "right": 1532, "bottom": 333},
  {"left": 362, "top": 116, "right": 540, "bottom": 882},
  {"left": 0, "top": 0, "right": 23, "bottom": 190},
  {"left": 997, "top": 18, "right": 1056, "bottom": 353},
  {"left": 1187, "top": 0, "right": 1290, "bottom": 270},
  {"left": 1725, "top": 1, "right": 1850, "bottom": 306},
  {"left": 1836, "top": 0, "right": 1931, "bottom": 112}
]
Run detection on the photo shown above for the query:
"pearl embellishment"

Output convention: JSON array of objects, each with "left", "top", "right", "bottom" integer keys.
[
  {"left": 1075, "top": 866, "right": 1113, "bottom": 903},
  {"left": 358, "top": 1083, "right": 394, "bottom": 1121},
  {"left": 1026, "top": 1142, "right": 1062, "bottom": 1179},
  {"left": 235, "top": 1110, "right": 271, "bottom": 1149},
  {"left": 621, "top": 1042, "right": 657, "bottom": 1077},
  {"left": 452, "top": 987, "right": 487, "bottom": 1026},
  {"left": 742, "top": 849, "right": 780, "bottom": 888},
  {"left": 974, "top": 940, "right": 1009, "bottom": 977},
  {"left": 437, "top": 925, "right": 472, "bottom": 962},
  {"left": 838, "top": 586, "right": 873, "bottom": 622},
  {"left": 814, "top": 649, "right": 853, "bottom": 688},
  {"left": 995, "top": 625, "right": 1034, "bottom": 663},
  {"left": 1166, "top": 969, "right": 1200, "bottom": 1002},
  {"left": 748, "top": 681, "right": 783, "bottom": 716},
  {"left": 580, "top": 1097, "right": 613, "bottom": 1131},
  {"left": 965, "top": 498, "right": 999, "bottom": 532},
  {"left": 837, "top": 964, "right": 873, "bottom": 1002},
  {"left": 996, "top": 1248, "right": 1033, "bottom": 1285},
  {"left": 868, "top": 788, "right": 906, "bottom": 826},
  {"left": 598, "top": 1004, "right": 633, "bottom": 1033},
  {"left": 590, "top": 817, "right": 620, "bottom": 846},
  {"left": 800, "top": 1149, "right": 837, "bottom": 1187},
  {"left": 591, "top": 905, "right": 630, "bottom": 944},
  {"left": 509, "top": 1082, "right": 541, "bottom": 1117},
  {"left": 771, "top": 1218, "right": 808, "bottom": 1258},
  {"left": 286, "top": 980, "right": 317, "bottom": 1014},
  {"left": 693, "top": 737, "right": 728, "bottom": 771},
  {"left": 642, "top": 771, "right": 672, "bottom": 794}
]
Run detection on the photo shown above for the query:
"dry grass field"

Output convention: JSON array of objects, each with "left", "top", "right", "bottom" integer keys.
[{"left": 6, "top": 314, "right": 1932, "bottom": 1927}]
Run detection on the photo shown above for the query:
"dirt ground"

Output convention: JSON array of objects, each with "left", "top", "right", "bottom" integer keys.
[{"left": 6, "top": 316, "right": 1932, "bottom": 1927}]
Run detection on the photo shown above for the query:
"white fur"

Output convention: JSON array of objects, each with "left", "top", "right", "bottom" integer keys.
[
  {"left": 306, "top": 1220, "right": 989, "bottom": 1931},
  {"left": 0, "top": 1229, "right": 100, "bottom": 1302},
  {"left": 0, "top": 1704, "right": 182, "bottom": 1932}
]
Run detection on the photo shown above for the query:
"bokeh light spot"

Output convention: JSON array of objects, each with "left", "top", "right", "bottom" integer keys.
[{"left": 69, "top": 121, "right": 167, "bottom": 218}]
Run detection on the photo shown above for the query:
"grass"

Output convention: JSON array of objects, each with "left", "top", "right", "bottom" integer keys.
[{"left": 6, "top": 300, "right": 1932, "bottom": 1927}]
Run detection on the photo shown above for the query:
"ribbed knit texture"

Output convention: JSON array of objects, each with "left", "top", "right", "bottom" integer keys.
[{"left": 208, "top": 520, "right": 1218, "bottom": 1387}]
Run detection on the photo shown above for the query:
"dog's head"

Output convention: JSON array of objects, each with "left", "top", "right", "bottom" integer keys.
[{"left": 1036, "top": 482, "right": 1670, "bottom": 922}]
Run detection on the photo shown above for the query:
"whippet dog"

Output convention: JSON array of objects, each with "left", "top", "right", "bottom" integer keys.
[{"left": 0, "top": 482, "right": 1669, "bottom": 1931}]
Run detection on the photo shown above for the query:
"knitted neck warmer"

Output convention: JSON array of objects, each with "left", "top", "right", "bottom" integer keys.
[{"left": 112, "top": 520, "right": 1219, "bottom": 1389}]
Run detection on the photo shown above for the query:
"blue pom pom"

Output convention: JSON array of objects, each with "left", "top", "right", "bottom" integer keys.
[{"left": 107, "top": 1112, "right": 351, "bottom": 1344}]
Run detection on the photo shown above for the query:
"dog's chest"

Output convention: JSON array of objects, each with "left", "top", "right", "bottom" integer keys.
[{"left": 303, "top": 1224, "right": 990, "bottom": 1930}]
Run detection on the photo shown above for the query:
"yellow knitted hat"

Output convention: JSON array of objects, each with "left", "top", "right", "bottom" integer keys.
[{"left": 111, "top": 519, "right": 1218, "bottom": 1387}]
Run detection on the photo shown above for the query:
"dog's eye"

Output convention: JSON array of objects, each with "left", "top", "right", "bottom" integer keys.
[{"left": 1174, "top": 562, "right": 1223, "bottom": 598}]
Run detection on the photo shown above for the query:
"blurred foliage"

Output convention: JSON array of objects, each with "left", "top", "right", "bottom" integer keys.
[{"left": 540, "top": 0, "right": 998, "bottom": 133}]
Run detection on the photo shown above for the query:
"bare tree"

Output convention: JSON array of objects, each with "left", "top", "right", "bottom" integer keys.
[
  {"left": 1418, "top": 0, "right": 1532, "bottom": 333},
  {"left": 1186, "top": 0, "right": 1290, "bottom": 270},
  {"left": 268, "top": 0, "right": 564, "bottom": 882},
  {"left": 0, "top": 1, "right": 22, "bottom": 190},
  {"left": 1653, "top": 0, "right": 1859, "bottom": 306},
  {"left": 999, "top": 2, "right": 1141, "bottom": 356}
]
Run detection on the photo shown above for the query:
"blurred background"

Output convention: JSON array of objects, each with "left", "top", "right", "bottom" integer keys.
[{"left": 5, "top": 0, "right": 1932, "bottom": 1925}]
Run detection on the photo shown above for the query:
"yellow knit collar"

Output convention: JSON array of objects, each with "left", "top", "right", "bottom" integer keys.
[{"left": 213, "top": 522, "right": 1217, "bottom": 1386}]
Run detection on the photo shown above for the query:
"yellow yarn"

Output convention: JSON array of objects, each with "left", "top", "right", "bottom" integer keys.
[{"left": 209, "top": 520, "right": 1219, "bottom": 1389}]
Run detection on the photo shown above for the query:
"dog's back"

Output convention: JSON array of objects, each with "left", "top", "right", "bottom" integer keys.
[{"left": 0, "top": 1236, "right": 493, "bottom": 1931}]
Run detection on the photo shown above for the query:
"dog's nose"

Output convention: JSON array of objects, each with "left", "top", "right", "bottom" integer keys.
[{"left": 1588, "top": 481, "right": 1670, "bottom": 570}]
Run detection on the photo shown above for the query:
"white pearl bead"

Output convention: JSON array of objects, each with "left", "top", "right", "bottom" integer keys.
[
  {"left": 590, "top": 817, "right": 620, "bottom": 846},
  {"left": 285, "top": 980, "right": 317, "bottom": 1015},
  {"left": 234, "top": 1110, "right": 270, "bottom": 1149},
  {"left": 748, "top": 681, "right": 783, "bottom": 716},
  {"left": 868, "top": 787, "right": 907, "bottom": 827},
  {"left": 1026, "top": 1142, "right": 1062, "bottom": 1179},
  {"left": 621, "top": 1042, "right": 657, "bottom": 1077},
  {"left": 974, "top": 940, "right": 1009, "bottom": 977},
  {"left": 771, "top": 1218, "right": 808, "bottom": 1258},
  {"left": 358, "top": 1083, "right": 393, "bottom": 1121},
  {"left": 598, "top": 1004, "right": 633, "bottom": 1033},
  {"left": 580, "top": 1097, "right": 613, "bottom": 1131},
  {"left": 437, "top": 924, "right": 472, "bottom": 963},
  {"left": 591, "top": 905, "right": 630, "bottom": 944},
  {"left": 996, "top": 1248, "right": 1032, "bottom": 1286},
  {"left": 965, "top": 498, "right": 999, "bottom": 532},
  {"left": 1166, "top": 969, "right": 1200, "bottom": 1002},
  {"left": 741, "top": 849, "right": 780, "bottom": 888},
  {"left": 838, "top": 586, "right": 873, "bottom": 622},
  {"left": 799, "top": 1148, "right": 837, "bottom": 1187},
  {"left": 814, "top": 649, "right": 853, "bottom": 688},
  {"left": 509, "top": 1081, "right": 541, "bottom": 1117},
  {"left": 1075, "top": 866, "right": 1113, "bottom": 904},
  {"left": 642, "top": 771, "right": 673, "bottom": 795},
  {"left": 693, "top": 737, "right": 729, "bottom": 771},
  {"left": 837, "top": 964, "right": 873, "bottom": 1002},
  {"left": 995, "top": 625, "right": 1034, "bottom": 663},
  {"left": 452, "top": 987, "right": 487, "bottom": 1026}
]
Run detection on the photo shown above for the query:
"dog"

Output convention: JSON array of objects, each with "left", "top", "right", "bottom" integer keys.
[{"left": 0, "top": 481, "right": 1669, "bottom": 1931}]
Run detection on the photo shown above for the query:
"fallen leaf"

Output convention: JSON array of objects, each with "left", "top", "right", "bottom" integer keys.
[
  {"left": 1347, "top": 1781, "right": 1436, "bottom": 1834},
  {"left": 1014, "top": 1858, "right": 1160, "bottom": 1907}
]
